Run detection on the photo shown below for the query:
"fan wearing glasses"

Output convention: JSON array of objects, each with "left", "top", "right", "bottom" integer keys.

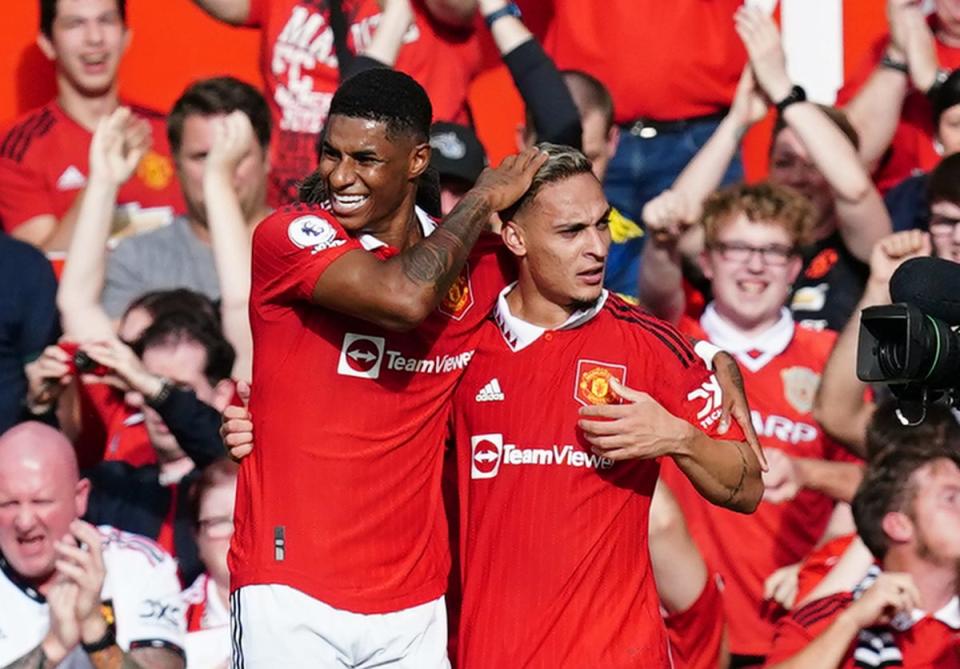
[{"left": 653, "top": 182, "right": 866, "bottom": 666}]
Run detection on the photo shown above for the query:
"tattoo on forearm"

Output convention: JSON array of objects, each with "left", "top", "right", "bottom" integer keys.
[
  {"left": 2, "top": 645, "right": 53, "bottom": 669},
  {"left": 400, "top": 193, "right": 491, "bottom": 292},
  {"left": 724, "top": 440, "right": 749, "bottom": 506}
]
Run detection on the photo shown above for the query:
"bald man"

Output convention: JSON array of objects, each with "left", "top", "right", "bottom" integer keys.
[{"left": 0, "top": 422, "right": 185, "bottom": 669}]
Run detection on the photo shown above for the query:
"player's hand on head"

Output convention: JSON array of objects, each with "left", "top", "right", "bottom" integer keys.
[
  {"left": 761, "top": 448, "right": 801, "bottom": 503},
  {"left": 868, "top": 229, "right": 931, "bottom": 291},
  {"left": 712, "top": 351, "right": 767, "bottom": 471},
  {"left": 470, "top": 146, "right": 550, "bottom": 213},
  {"left": 577, "top": 378, "right": 693, "bottom": 461},
  {"left": 642, "top": 190, "right": 699, "bottom": 247},
  {"left": 222, "top": 403, "right": 255, "bottom": 462},
  {"left": 763, "top": 562, "right": 801, "bottom": 610},
  {"left": 205, "top": 110, "right": 257, "bottom": 179},
  {"left": 844, "top": 572, "right": 920, "bottom": 628},
  {"left": 734, "top": 6, "right": 792, "bottom": 103}
]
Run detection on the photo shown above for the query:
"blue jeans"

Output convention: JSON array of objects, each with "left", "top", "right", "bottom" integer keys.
[{"left": 603, "top": 118, "right": 744, "bottom": 298}]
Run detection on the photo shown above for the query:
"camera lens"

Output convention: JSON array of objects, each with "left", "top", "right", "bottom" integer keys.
[{"left": 73, "top": 350, "right": 97, "bottom": 374}]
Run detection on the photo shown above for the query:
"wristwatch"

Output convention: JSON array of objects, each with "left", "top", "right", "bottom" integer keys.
[
  {"left": 145, "top": 377, "right": 173, "bottom": 409},
  {"left": 880, "top": 53, "right": 909, "bottom": 74},
  {"left": 484, "top": 2, "right": 521, "bottom": 27},
  {"left": 775, "top": 85, "right": 807, "bottom": 114}
]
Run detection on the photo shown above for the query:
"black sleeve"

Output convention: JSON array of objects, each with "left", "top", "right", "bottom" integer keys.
[
  {"left": 502, "top": 39, "right": 582, "bottom": 150},
  {"left": 151, "top": 388, "right": 225, "bottom": 468},
  {"left": 340, "top": 55, "right": 390, "bottom": 80}
]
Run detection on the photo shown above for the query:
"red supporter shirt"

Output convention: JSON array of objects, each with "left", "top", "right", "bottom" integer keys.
[
  {"left": 662, "top": 305, "right": 860, "bottom": 657},
  {"left": 665, "top": 573, "right": 726, "bottom": 669},
  {"left": 74, "top": 382, "right": 154, "bottom": 469},
  {"left": 837, "top": 27, "right": 960, "bottom": 192},
  {"left": 795, "top": 532, "right": 858, "bottom": 605},
  {"left": 765, "top": 592, "right": 960, "bottom": 668},
  {"left": 245, "top": 0, "right": 481, "bottom": 205},
  {"left": 451, "top": 291, "right": 743, "bottom": 668},
  {"left": 520, "top": 0, "right": 745, "bottom": 123},
  {"left": 0, "top": 102, "right": 183, "bottom": 234},
  {"left": 230, "top": 204, "right": 511, "bottom": 613}
]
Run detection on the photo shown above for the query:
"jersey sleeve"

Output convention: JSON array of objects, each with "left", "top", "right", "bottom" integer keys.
[
  {"left": 635, "top": 317, "right": 745, "bottom": 442},
  {"left": 101, "top": 528, "right": 186, "bottom": 657},
  {"left": 251, "top": 208, "right": 362, "bottom": 306},
  {"left": 0, "top": 155, "right": 54, "bottom": 232},
  {"left": 764, "top": 594, "right": 852, "bottom": 666}
]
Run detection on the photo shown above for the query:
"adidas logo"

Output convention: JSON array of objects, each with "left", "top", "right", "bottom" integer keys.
[
  {"left": 475, "top": 378, "right": 504, "bottom": 402},
  {"left": 56, "top": 165, "right": 86, "bottom": 190}
]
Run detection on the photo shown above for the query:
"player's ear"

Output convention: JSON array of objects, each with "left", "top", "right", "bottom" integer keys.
[
  {"left": 501, "top": 219, "right": 527, "bottom": 258},
  {"left": 37, "top": 33, "right": 56, "bottom": 61},
  {"left": 409, "top": 142, "right": 431, "bottom": 180}
]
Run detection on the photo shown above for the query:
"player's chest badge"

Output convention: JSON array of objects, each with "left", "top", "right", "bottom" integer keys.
[
  {"left": 781, "top": 366, "right": 821, "bottom": 414},
  {"left": 438, "top": 264, "right": 474, "bottom": 321},
  {"left": 574, "top": 359, "right": 627, "bottom": 406}
]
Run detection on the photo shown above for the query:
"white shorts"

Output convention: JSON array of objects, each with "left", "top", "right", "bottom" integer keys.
[{"left": 230, "top": 585, "right": 450, "bottom": 669}]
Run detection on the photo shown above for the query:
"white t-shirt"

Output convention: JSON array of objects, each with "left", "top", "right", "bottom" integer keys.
[
  {"left": 182, "top": 573, "right": 230, "bottom": 669},
  {"left": 0, "top": 525, "right": 186, "bottom": 668}
]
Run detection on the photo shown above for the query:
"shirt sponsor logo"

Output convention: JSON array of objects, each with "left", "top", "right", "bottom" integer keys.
[
  {"left": 337, "top": 333, "right": 474, "bottom": 379},
  {"left": 574, "top": 360, "right": 626, "bottom": 406},
  {"left": 288, "top": 215, "right": 346, "bottom": 253},
  {"left": 337, "top": 333, "right": 385, "bottom": 379},
  {"left": 437, "top": 265, "right": 474, "bottom": 320},
  {"left": 687, "top": 374, "right": 724, "bottom": 429},
  {"left": 752, "top": 411, "right": 818, "bottom": 444},
  {"left": 470, "top": 433, "right": 614, "bottom": 480},
  {"left": 138, "top": 599, "right": 184, "bottom": 630},
  {"left": 56, "top": 165, "right": 86, "bottom": 190}
]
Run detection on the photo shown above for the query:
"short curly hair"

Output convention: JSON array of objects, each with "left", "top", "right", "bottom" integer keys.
[
  {"left": 700, "top": 182, "right": 816, "bottom": 249},
  {"left": 328, "top": 68, "right": 432, "bottom": 142}
]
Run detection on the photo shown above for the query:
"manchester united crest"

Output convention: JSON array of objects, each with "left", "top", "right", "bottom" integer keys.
[
  {"left": 438, "top": 264, "right": 474, "bottom": 320},
  {"left": 136, "top": 150, "right": 174, "bottom": 190},
  {"left": 574, "top": 360, "right": 627, "bottom": 406},
  {"left": 781, "top": 366, "right": 821, "bottom": 414}
]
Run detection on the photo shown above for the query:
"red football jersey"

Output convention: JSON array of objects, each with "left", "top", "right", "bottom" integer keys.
[
  {"left": 795, "top": 532, "right": 857, "bottom": 605},
  {"left": 74, "top": 382, "right": 154, "bottom": 469},
  {"left": 765, "top": 592, "right": 960, "bottom": 669},
  {"left": 245, "top": 0, "right": 481, "bottom": 205},
  {"left": 0, "top": 102, "right": 183, "bottom": 234},
  {"left": 663, "top": 306, "right": 859, "bottom": 657},
  {"left": 665, "top": 573, "right": 726, "bottom": 669},
  {"left": 230, "top": 204, "right": 511, "bottom": 613},
  {"left": 520, "top": 0, "right": 745, "bottom": 123},
  {"left": 451, "top": 292, "right": 744, "bottom": 668}
]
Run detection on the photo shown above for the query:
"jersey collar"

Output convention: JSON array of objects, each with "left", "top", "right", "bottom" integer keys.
[
  {"left": 357, "top": 207, "right": 436, "bottom": 252},
  {"left": 0, "top": 553, "right": 44, "bottom": 603},
  {"left": 700, "top": 303, "right": 795, "bottom": 373},
  {"left": 913, "top": 596, "right": 960, "bottom": 630},
  {"left": 493, "top": 283, "right": 608, "bottom": 352}
]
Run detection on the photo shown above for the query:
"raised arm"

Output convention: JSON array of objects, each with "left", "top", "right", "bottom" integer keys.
[
  {"left": 58, "top": 108, "right": 151, "bottom": 341},
  {"left": 813, "top": 230, "right": 931, "bottom": 452},
  {"left": 480, "top": 0, "right": 581, "bottom": 148},
  {"left": 310, "top": 147, "right": 547, "bottom": 330},
  {"left": 842, "top": 0, "right": 918, "bottom": 169},
  {"left": 737, "top": 7, "right": 892, "bottom": 262},
  {"left": 202, "top": 111, "right": 257, "bottom": 381},
  {"left": 189, "top": 0, "right": 250, "bottom": 25}
]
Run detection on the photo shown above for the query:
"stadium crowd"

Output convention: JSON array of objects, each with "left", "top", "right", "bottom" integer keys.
[{"left": 1, "top": 0, "right": 960, "bottom": 668}]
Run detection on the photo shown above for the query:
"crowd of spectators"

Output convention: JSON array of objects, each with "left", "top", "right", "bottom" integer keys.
[{"left": 1, "top": 0, "right": 959, "bottom": 668}]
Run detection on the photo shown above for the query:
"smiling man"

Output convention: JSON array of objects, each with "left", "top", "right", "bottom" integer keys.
[{"left": 0, "top": 0, "right": 184, "bottom": 252}]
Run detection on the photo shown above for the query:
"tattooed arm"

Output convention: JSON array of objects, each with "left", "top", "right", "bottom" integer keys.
[{"left": 310, "top": 147, "right": 547, "bottom": 331}]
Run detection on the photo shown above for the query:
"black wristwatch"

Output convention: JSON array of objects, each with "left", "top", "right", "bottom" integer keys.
[
  {"left": 880, "top": 53, "right": 909, "bottom": 74},
  {"left": 484, "top": 2, "right": 521, "bottom": 27},
  {"left": 145, "top": 377, "right": 173, "bottom": 409},
  {"left": 81, "top": 621, "right": 117, "bottom": 654},
  {"left": 775, "top": 85, "right": 807, "bottom": 114}
]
